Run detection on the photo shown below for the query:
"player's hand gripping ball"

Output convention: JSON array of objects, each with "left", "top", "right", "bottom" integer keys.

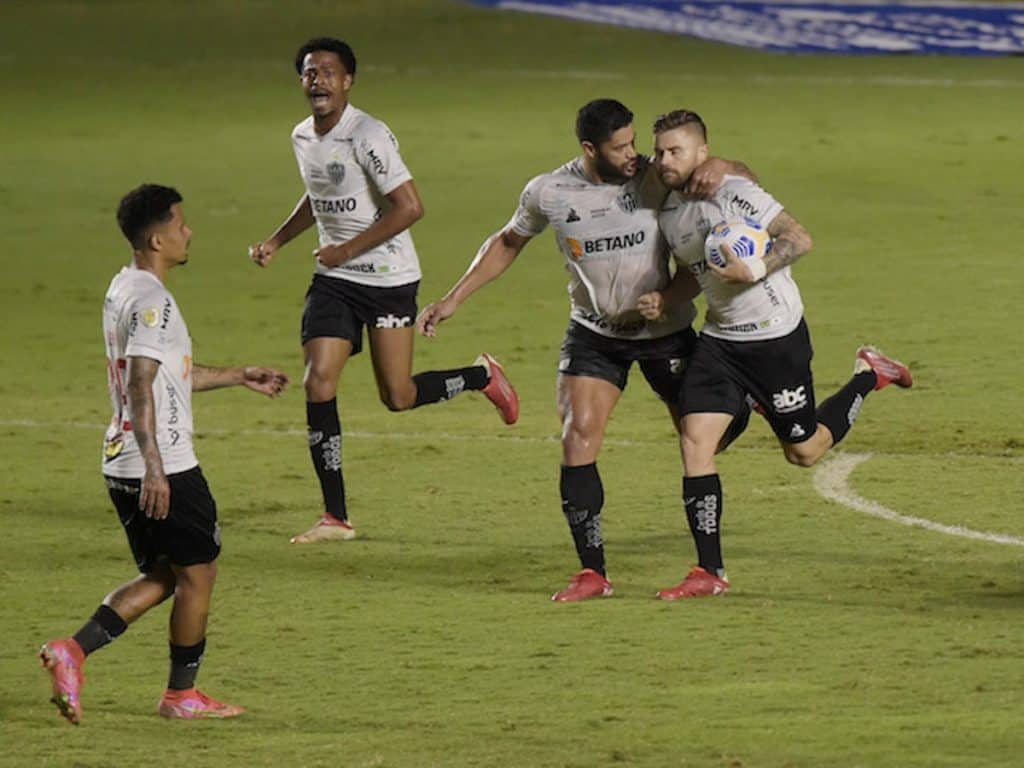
[{"left": 704, "top": 218, "right": 772, "bottom": 269}]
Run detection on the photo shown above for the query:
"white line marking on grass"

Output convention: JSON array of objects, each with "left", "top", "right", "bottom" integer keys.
[{"left": 813, "top": 452, "right": 1024, "bottom": 547}]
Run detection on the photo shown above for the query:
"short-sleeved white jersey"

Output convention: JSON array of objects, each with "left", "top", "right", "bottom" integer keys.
[
  {"left": 508, "top": 157, "right": 694, "bottom": 340},
  {"left": 291, "top": 104, "right": 420, "bottom": 287},
  {"left": 102, "top": 267, "right": 197, "bottom": 478},
  {"left": 659, "top": 175, "right": 802, "bottom": 342}
]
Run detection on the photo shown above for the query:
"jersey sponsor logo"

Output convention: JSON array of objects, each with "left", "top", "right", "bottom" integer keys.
[
  {"left": 772, "top": 385, "right": 808, "bottom": 414},
  {"left": 616, "top": 191, "right": 638, "bottom": 214},
  {"left": 312, "top": 197, "right": 358, "bottom": 214},
  {"left": 566, "top": 237, "right": 584, "bottom": 261},
  {"left": 730, "top": 194, "right": 760, "bottom": 218},
  {"left": 159, "top": 298, "right": 172, "bottom": 330},
  {"left": 327, "top": 161, "right": 346, "bottom": 185},
  {"left": 573, "top": 229, "right": 647, "bottom": 258},
  {"left": 695, "top": 494, "right": 718, "bottom": 534},
  {"left": 366, "top": 147, "right": 386, "bottom": 175},
  {"left": 566, "top": 207, "right": 580, "bottom": 223},
  {"left": 375, "top": 313, "right": 412, "bottom": 329},
  {"left": 340, "top": 262, "right": 377, "bottom": 274},
  {"left": 590, "top": 207, "right": 610, "bottom": 218}
]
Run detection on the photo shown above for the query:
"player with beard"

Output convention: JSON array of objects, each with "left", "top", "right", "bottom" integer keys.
[
  {"left": 416, "top": 99, "right": 753, "bottom": 601},
  {"left": 648, "top": 109, "right": 913, "bottom": 598},
  {"left": 249, "top": 38, "right": 518, "bottom": 544}
]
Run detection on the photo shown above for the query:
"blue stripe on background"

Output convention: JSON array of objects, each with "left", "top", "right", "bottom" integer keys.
[{"left": 468, "top": 1, "right": 1024, "bottom": 55}]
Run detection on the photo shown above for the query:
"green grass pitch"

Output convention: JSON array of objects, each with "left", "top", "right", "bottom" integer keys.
[{"left": 1, "top": 1, "right": 1022, "bottom": 766}]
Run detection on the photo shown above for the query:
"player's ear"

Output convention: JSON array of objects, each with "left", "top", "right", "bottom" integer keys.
[
  {"left": 147, "top": 230, "right": 162, "bottom": 253},
  {"left": 341, "top": 73, "right": 353, "bottom": 93},
  {"left": 580, "top": 140, "right": 597, "bottom": 159},
  {"left": 697, "top": 144, "right": 709, "bottom": 165}
]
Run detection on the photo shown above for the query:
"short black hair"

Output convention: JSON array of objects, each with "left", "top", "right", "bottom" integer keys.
[
  {"left": 294, "top": 37, "right": 357, "bottom": 76},
  {"left": 575, "top": 99, "right": 634, "bottom": 146},
  {"left": 116, "top": 184, "right": 182, "bottom": 250}
]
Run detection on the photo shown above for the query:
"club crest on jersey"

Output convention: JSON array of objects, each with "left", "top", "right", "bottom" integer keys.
[
  {"left": 326, "top": 161, "right": 345, "bottom": 185},
  {"left": 104, "top": 437, "right": 124, "bottom": 462},
  {"left": 616, "top": 192, "right": 638, "bottom": 214}
]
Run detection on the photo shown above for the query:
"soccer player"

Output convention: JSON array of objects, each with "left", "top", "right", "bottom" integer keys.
[
  {"left": 40, "top": 184, "right": 290, "bottom": 724},
  {"left": 248, "top": 37, "right": 517, "bottom": 544},
  {"left": 649, "top": 109, "right": 913, "bottom": 598},
  {"left": 416, "top": 99, "right": 752, "bottom": 602}
]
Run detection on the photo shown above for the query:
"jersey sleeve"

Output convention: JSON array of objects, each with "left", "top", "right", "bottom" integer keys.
[
  {"left": 715, "top": 176, "right": 784, "bottom": 228},
  {"left": 507, "top": 174, "right": 549, "bottom": 237},
  {"left": 123, "top": 289, "right": 174, "bottom": 364},
  {"left": 354, "top": 119, "right": 414, "bottom": 196}
]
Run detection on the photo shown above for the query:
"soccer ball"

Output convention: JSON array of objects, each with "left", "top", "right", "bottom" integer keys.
[{"left": 704, "top": 218, "right": 772, "bottom": 269}]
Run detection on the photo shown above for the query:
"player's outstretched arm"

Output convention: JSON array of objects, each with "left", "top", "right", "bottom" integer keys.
[
  {"left": 315, "top": 180, "right": 424, "bottom": 268},
  {"left": 126, "top": 355, "right": 170, "bottom": 520},
  {"left": 683, "top": 158, "right": 758, "bottom": 198},
  {"left": 249, "top": 194, "right": 315, "bottom": 267},
  {"left": 192, "top": 364, "right": 290, "bottom": 396},
  {"left": 416, "top": 227, "right": 532, "bottom": 338}
]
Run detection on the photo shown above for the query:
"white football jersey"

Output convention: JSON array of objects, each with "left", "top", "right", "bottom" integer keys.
[
  {"left": 291, "top": 104, "right": 420, "bottom": 287},
  {"left": 659, "top": 175, "right": 802, "bottom": 342},
  {"left": 102, "top": 267, "right": 197, "bottom": 478},
  {"left": 509, "top": 157, "right": 694, "bottom": 340}
]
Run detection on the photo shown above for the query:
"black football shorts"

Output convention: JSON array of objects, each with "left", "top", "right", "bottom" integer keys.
[
  {"left": 558, "top": 321, "right": 697, "bottom": 404},
  {"left": 301, "top": 274, "right": 419, "bottom": 353},
  {"left": 105, "top": 466, "right": 221, "bottom": 572},
  {"left": 680, "top": 319, "right": 818, "bottom": 444}
]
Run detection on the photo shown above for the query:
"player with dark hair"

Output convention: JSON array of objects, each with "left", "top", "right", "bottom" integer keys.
[
  {"left": 40, "top": 184, "right": 289, "bottom": 723},
  {"left": 249, "top": 37, "right": 518, "bottom": 544},
  {"left": 648, "top": 109, "right": 913, "bottom": 598},
  {"left": 417, "top": 99, "right": 752, "bottom": 601}
]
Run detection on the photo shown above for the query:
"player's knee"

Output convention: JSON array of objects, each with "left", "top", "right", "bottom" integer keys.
[
  {"left": 303, "top": 367, "right": 337, "bottom": 401},
  {"left": 175, "top": 561, "right": 218, "bottom": 594},
  {"left": 562, "top": 412, "right": 600, "bottom": 449},
  {"left": 783, "top": 444, "right": 820, "bottom": 468},
  {"left": 379, "top": 383, "right": 416, "bottom": 411}
]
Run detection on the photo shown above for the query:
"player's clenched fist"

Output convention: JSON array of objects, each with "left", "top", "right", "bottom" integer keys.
[
  {"left": 637, "top": 291, "right": 664, "bottom": 320},
  {"left": 415, "top": 298, "right": 457, "bottom": 338},
  {"left": 248, "top": 240, "right": 279, "bottom": 267}
]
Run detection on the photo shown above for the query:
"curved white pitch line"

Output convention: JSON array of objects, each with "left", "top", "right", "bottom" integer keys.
[{"left": 813, "top": 453, "right": 1024, "bottom": 547}]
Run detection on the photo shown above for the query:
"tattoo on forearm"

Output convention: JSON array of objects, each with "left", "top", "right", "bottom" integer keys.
[{"left": 764, "top": 236, "right": 803, "bottom": 273}]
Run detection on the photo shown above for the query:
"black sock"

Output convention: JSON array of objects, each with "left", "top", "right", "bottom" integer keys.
[
  {"left": 816, "top": 371, "right": 876, "bottom": 445},
  {"left": 683, "top": 474, "right": 724, "bottom": 577},
  {"left": 411, "top": 365, "right": 488, "bottom": 408},
  {"left": 168, "top": 639, "right": 206, "bottom": 691},
  {"left": 560, "top": 463, "right": 606, "bottom": 576},
  {"left": 307, "top": 399, "right": 347, "bottom": 521},
  {"left": 72, "top": 604, "right": 128, "bottom": 656}
]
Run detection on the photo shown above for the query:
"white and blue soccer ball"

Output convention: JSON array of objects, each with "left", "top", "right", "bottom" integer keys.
[{"left": 704, "top": 218, "right": 772, "bottom": 269}]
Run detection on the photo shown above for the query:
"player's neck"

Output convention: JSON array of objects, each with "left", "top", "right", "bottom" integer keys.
[
  {"left": 312, "top": 102, "right": 348, "bottom": 136},
  {"left": 131, "top": 254, "right": 168, "bottom": 284}
]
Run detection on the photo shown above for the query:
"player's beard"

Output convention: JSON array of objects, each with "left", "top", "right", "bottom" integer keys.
[{"left": 595, "top": 152, "right": 636, "bottom": 185}]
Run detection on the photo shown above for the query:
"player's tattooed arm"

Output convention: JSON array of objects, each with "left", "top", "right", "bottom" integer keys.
[
  {"left": 763, "top": 210, "right": 813, "bottom": 275},
  {"left": 192, "top": 364, "right": 289, "bottom": 396},
  {"left": 126, "top": 356, "right": 170, "bottom": 520}
]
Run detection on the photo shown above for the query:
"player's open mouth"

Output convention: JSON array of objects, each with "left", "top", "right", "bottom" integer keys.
[{"left": 310, "top": 92, "right": 331, "bottom": 104}]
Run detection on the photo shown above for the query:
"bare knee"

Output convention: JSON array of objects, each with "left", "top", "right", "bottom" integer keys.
[
  {"left": 681, "top": 432, "right": 717, "bottom": 476},
  {"left": 304, "top": 364, "right": 339, "bottom": 402},
  {"left": 174, "top": 561, "right": 218, "bottom": 595},
  {"left": 379, "top": 383, "right": 416, "bottom": 412},
  {"left": 783, "top": 445, "right": 820, "bottom": 468}
]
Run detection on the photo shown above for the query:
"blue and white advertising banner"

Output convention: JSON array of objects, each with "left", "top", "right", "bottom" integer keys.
[{"left": 468, "top": 1, "right": 1024, "bottom": 55}]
